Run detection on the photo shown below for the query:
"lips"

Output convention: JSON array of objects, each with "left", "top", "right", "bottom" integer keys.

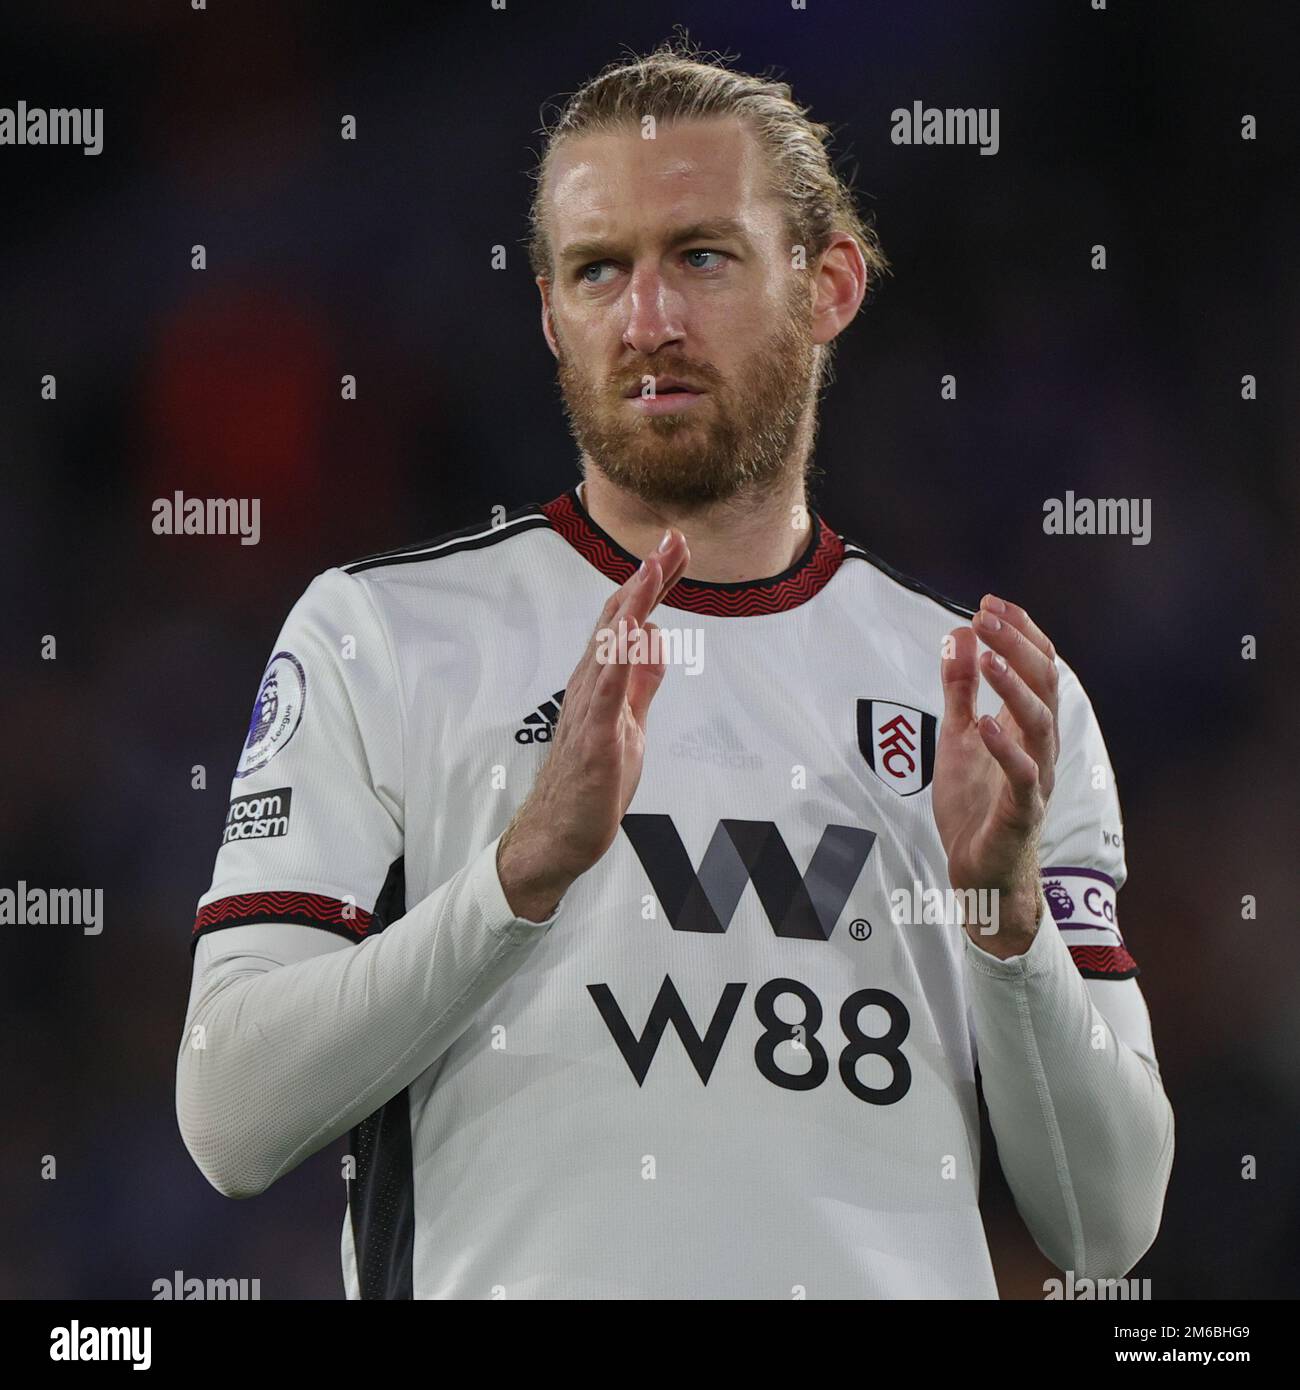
[{"left": 621, "top": 376, "right": 704, "bottom": 398}]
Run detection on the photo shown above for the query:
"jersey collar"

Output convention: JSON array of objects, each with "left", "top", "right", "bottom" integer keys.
[{"left": 540, "top": 486, "right": 845, "bottom": 617}]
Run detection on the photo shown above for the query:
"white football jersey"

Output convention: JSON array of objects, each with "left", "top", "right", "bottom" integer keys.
[{"left": 189, "top": 486, "right": 1146, "bottom": 1299}]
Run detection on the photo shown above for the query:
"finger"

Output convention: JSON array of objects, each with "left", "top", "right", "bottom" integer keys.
[
  {"left": 980, "top": 594, "right": 1055, "bottom": 661},
  {"left": 573, "top": 531, "right": 685, "bottom": 722},
  {"left": 600, "top": 556, "right": 661, "bottom": 652},
  {"left": 940, "top": 625, "right": 980, "bottom": 726},
  {"left": 628, "top": 530, "right": 689, "bottom": 621},
  {"left": 616, "top": 550, "right": 670, "bottom": 631},
  {"left": 971, "top": 606, "right": 1058, "bottom": 712},
  {"left": 570, "top": 565, "right": 659, "bottom": 720},
  {"left": 588, "top": 613, "right": 641, "bottom": 726},
  {"left": 627, "top": 620, "right": 668, "bottom": 728},
  {"left": 977, "top": 714, "right": 1041, "bottom": 827},
  {"left": 979, "top": 648, "right": 1057, "bottom": 783},
  {"left": 653, "top": 530, "right": 690, "bottom": 607}
]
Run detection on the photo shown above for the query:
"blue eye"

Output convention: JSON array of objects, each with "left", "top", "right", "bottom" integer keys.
[{"left": 578, "top": 250, "right": 725, "bottom": 282}]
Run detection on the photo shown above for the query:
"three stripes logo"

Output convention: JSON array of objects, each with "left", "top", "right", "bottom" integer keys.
[{"left": 515, "top": 690, "right": 566, "bottom": 743}]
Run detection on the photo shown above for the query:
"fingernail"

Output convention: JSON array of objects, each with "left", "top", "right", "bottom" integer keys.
[
  {"left": 984, "top": 595, "right": 1007, "bottom": 614},
  {"left": 991, "top": 653, "right": 1007, "bottom": 672},
  {"left": 985, "top": 716, "right": 1001, "bottom": 735},
  {"left": 656, "top": 528, "right": 673, "bottom": 553},
  {"left": 980, "top": 611, "right": 1002, "bottom": 631},
  {"left": 636, "top": 558, "right": 647, "bottom": 578}
]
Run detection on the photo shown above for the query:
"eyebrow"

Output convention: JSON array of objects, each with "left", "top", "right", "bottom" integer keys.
[{"left": 557, "top": 218, "right": 755, "bottom": 269}]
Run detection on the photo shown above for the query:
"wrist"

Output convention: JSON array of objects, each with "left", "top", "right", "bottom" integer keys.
[
  {"left": 496, "top": 823, "right": 577, "bottom": 922},
  {"left": 971, "top": 877, "right": 1043, "bottom": 958}
]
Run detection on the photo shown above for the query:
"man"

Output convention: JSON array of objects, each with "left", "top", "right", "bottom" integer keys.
[{"left": 177, "top": 40, "right": 1173, "bottom": 1299}]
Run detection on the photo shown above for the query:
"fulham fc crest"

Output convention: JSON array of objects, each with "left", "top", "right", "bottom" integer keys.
[{"left": 857, "top": 700, "right": 936, "bottom": 797}]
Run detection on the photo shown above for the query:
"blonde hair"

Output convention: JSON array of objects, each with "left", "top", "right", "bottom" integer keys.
[{"left": 527, "top": 33, "right": 889, "bottom": 297}]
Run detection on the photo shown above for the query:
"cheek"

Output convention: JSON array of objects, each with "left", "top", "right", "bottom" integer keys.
[
  {"left": 554, "top": 326, "right": 612, "bottom": 395},
  {"left": 695, "top": 289, "right": 795, "bottom": 370},
  {"left": 555, "top": 304, "right": 615, "bottom": 361},
  {"left": 714, "top": 272, "right": 797, "bottom": 333}
]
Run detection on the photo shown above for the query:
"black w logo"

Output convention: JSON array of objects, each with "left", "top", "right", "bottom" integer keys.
[{"left": 621, "top": 816, "right": 876, "bottom": 940}]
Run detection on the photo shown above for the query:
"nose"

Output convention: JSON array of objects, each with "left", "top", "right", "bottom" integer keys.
[{"left": 621, "top": 265, "right": 684, "bottom": 356}]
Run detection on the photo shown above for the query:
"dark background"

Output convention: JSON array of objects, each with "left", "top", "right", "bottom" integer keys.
[{"left": 1, "top": 0, "right": 1295, "bottom": 1299}]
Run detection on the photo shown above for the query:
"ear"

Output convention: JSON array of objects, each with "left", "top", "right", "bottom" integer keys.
[
  {"left": 537, "top": 277, "right": 559, "bottom": 359},
  {"left": 810, "top": 232, "right": 867, "bottom": 348}
]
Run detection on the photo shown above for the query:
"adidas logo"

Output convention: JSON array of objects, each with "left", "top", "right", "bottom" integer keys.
[{"left": 515, "top": 690, "right": 566, "bottom": 744}]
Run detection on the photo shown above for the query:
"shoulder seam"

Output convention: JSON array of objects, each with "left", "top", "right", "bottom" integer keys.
[
  {"left": 341, "top": 506, "right": 550, "bottom": 575},
  {"left": 839, "top": 537, "right": 976, "bottom": 620}
]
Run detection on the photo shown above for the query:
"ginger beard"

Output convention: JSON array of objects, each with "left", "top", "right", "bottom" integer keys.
[{"left": 553, "top": 281, "right": 819, "bottom": 509}]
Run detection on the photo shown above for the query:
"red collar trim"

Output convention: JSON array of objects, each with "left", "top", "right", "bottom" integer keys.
[{"left": 540, "top": 488, "right": 844, "bottom": 617}]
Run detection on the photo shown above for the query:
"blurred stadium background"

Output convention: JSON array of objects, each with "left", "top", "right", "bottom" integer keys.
[{"left": 0, "top": 0, "right": 1295, "bottom": 1298}]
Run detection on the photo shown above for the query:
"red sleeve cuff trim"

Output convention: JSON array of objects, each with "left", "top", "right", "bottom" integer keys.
[
  {"left": 191, "top": 891, "right": 374, "bottom": 951},
  {"left": 1069, "top": 942, "right": 1139, "bottom": 980}
]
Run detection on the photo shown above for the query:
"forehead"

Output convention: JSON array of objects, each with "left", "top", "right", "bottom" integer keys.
[{"left": 544, "top": 117, "right": 777, "bottom": 242}]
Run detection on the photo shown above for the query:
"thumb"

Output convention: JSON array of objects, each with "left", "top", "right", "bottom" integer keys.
[{"left": 940, "top": 625, "right": 980, "bottom": 727}]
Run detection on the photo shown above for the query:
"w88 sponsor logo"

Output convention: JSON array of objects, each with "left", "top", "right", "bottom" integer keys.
[
  {"left": 602, "top": 816, "right": 913, "bottom": 1101},
  {"left": 587, "top": 974, "right": 911, "bottom": 1105}
]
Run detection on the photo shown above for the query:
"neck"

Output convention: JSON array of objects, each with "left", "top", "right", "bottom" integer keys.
[{"left": 579, "top": 468, "right": 813, "bottom": 583}]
